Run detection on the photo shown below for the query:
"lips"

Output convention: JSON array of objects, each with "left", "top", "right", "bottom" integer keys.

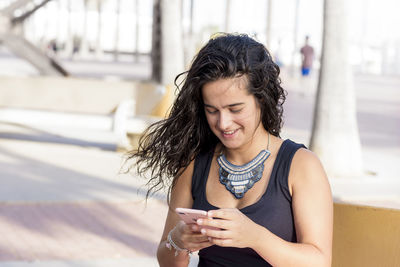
[{"left": 221, "top": 129, "right": 239, "bottom": 138}]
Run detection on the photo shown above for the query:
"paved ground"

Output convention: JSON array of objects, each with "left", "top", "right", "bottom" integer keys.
[
  {"left": 0, "top": 137, "right": 169, "bottom": 266},
  {"left": 0, "top": 59, "right": 399, "bottom": 266}
]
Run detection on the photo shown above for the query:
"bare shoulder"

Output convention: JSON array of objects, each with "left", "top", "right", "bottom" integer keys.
[
  {"left": 294, "top": 148, "right": 323, "bottom": 168},
  {"left": 171, "top": 159, "right": 195, "bottom": 199},
  {"left": 288, "top": 148, "right": 330, "bottom": 195},
  {"left": 179, "top": 159, "right": 195, "bottom": 181}
]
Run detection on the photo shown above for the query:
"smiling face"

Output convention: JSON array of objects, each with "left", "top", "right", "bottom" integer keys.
[{"left": 202, "top": 76, "right": 265, "bottom": 151}]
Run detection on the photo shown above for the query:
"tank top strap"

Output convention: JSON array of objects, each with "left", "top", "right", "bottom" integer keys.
[
  {"left": 272, "top": 139, "right": 306, "bottom": 202},
  {"left": 191, "top": 148, "right": 214, "bottom": 200}
]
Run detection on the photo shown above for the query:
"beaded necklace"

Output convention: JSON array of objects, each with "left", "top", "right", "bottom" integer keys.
[{"left": 217, "top": 134, "right": 270, "bottom": 199}]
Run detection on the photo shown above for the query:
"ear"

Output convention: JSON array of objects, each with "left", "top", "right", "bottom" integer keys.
[{"left": 255, "top": 95, "right": 265, "bottom": 107}]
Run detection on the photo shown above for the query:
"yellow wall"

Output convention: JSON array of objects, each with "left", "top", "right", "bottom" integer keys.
[
  {"left": 333, "top": 203, "right": 400, "bottom": 267},
  {"left": 0, "top": 76, "right": 163, "bottom": 115},
  {"left": 151, "top": 84, "right": 175, "bottom": 118}
]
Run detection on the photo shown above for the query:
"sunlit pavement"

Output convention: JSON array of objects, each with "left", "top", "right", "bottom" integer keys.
[
  {"left": 0, "top": 136, "right": 167, "bottom": 266},
  {"left": 0, "top": 64, "right": 399, "bottom": 266}
]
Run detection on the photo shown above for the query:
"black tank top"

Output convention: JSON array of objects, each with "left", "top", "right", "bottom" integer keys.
[{"left": 191, "top": 139, "right": 306, "bottom": 267}]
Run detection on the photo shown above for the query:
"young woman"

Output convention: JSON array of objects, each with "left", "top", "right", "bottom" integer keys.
[{"left": 128, "top": 33, "right": 332, "bottom": 267}]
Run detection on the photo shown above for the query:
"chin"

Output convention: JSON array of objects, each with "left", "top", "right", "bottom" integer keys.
[{"left": 220, "top": 140, "right": 242, "bottom": 150}]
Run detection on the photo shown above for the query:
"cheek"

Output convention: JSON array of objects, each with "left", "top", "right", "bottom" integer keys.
[
  {"left": 237, "top": 111, "right": 261, "bottom": 129},
  {"left": 236, "top": 111, "right": 255, "bottom": 124},
  {"left": 205, "top": 113, "right": 216, "bottom": 128}
]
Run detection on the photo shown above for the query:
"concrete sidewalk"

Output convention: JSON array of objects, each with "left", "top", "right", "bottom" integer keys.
[
  {"left": 0, "top": 137, "right": 168, "bottom": 266},
  {"left": 0, "top": 70, "right": 399, "bottom": 266}
]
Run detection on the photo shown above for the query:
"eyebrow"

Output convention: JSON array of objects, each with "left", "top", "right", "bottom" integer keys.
[{"left": 204, "top": 103, "right": 245, "bottom": 108}]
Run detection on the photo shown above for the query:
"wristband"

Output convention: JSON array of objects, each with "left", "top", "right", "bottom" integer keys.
[{"left": 166, "top": 228, "right": 191, "bottom": 256}]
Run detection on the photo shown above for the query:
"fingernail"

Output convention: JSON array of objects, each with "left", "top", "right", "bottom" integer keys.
[
  {"left": 201, "top": 228, "right": 206, "bottom": 235},
  {"left": 197, "top": 219, "right": 203, "bottom": 225},
  {"left": 208, "top": 211, "right": 213, "bottom": 217}
]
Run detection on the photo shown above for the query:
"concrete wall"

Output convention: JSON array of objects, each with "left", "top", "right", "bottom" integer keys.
[
  {"left": 0, "top": 76, "right": 165, "bottom": 115},
  {"left": 333, "top": 203, "right": 400, "bottom": 267}
]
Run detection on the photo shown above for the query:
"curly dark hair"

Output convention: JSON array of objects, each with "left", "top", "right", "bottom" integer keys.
[{"left": 126, "top": 33, "right": 286, "bottom": 200}]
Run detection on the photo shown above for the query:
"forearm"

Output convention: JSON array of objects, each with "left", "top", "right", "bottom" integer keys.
[
  {"left": 252, "top": 225, "right": 330, "bottom": 267},
  {"left": 157, "top": 240, "right": 190, "bottom": 267}
]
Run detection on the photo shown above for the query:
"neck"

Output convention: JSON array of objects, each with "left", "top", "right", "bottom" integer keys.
[{"left": 223, "top": 128, "right": 270, "bottom": 165}]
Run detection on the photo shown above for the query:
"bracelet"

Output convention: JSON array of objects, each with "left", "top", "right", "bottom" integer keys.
[{"left": 166, "top": 228, "right": 191, "bottom": 256}]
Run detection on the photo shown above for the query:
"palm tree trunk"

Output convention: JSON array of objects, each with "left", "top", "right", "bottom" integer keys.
[
  {"left": 134, "top": 0, "right": 140, "bottom": 62},
  {"left": 152, "top": 0, "right": 184, "bottom": 85},
  {"left": 114, "top": 0, "right": 121, "bottom": 61},
  {"left": 265, "top": 0, "right": 272, "bottom": 48},
  {"left": 161, "top": 0, "right": 184, "bottom": 85},
  {"left": 290, "top": 0, "right": 299, "bottom": 77},
  {"left": 79, "top": 0, "right": 89, "bottom": 58},
  {"left": 95, "top": 0, "right": 103, "bottom": 60},
  {"left": 151, "top": 0, "right": 162, "bottom": 82},
  {"left": 310, "top": 0, "right": 363, "bottom": 177},
  {"left": 183, "top": 0, "right": 196, "bottom": 67},
  {"left": 64, "top": 0, "right": 74, "bottom": 58},
  {"left": 224, "top": 0, "right": 231, "bottom": 32}
]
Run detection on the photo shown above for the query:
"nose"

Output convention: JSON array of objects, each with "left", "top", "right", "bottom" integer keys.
[{"left": 217, "top": 111, "right": 232, "bottom": 130}]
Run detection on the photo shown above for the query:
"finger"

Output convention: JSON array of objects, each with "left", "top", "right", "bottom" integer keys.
[
  {"left": 176, "top": 221, "right": 190, "bottom": 232},
  {"left": 191, "top": 224, "right": 202, "bottom": 232},
  {"left": 179, "top": 220, "right": 202, "bottom": 230},
  {"left": 207, "top": 208, "right": 238, "bottom": 220},
  {"left": 182, "top": 231, "right": 205, "bottom": 240},
  {"left": 182, "top": 223, "right": 198, "bottom": 233},
  {"left": 181, "top": 230, "right": 210, "bottom": 245},
  {"left": 208, "top": 237, "right": 233, "bottom": 247},
  {"left": 197, "top": 218, "right": 231, "bottom": 230},
  {"left": 189, "top": 234, "right": 210, "bottom": 243},
  {"left": 200, "top": 228, "right": 230, "bottom": 239}
]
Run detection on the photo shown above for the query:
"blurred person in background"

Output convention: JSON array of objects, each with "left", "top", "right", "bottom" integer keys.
[
  {"left": 127, "top": 33, "right": 332, "bottom": 267},
  {"left": 300, "top": 36, "right": 315, "bottom": 76}
]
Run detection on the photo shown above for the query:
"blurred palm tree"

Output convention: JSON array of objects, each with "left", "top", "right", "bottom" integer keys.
[
  {"left": 310, "top": 0, "right": 363, "bottom": 177},
  {"left": 225, "top": 0, "right": 231, "bottom": 32},
  {"left": 0, "top": 0, "right": 68, "bottom": 75},
  {"left": 265, "top": 0, "right": 272, "bottom": 48},
  {"left": 95, "top": 0, "right": 104, "bottom": 59},
  {"left": 114, "top": 0, "right": 121, "bottom": 61},
  {"left": 79, "top": 0, "right": 89, "bottom": 58},
  {"left": 63, "top": 0, "right": 73, "bottom": 57},
  {"left": 152, "top": 0, "right": 184, "bottom": 85},
  {"left": 134, "top": 0, "right": 140, "bottom": 62}
]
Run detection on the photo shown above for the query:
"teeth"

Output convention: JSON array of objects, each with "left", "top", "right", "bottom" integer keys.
[{"left": 223, "top": 130, "right": 235, "bottom": 135}]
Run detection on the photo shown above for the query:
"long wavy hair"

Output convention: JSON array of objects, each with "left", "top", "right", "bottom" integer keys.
[{"left": 126, "top": 33, "right": 286, "bottom": 201}]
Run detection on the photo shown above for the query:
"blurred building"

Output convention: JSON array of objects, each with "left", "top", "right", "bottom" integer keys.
[{"left": 0, "top": 0, "right": 399, "bottom": 77}]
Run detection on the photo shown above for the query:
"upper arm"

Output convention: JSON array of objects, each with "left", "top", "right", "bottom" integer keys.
[
  {"left": 289, "top": 148, "right": 333, "bottom": 261},
  {"left": 159, "top": 160, "right": 195, "bottom": 242}
]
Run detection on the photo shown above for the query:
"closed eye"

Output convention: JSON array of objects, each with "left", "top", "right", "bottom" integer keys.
[
  {"left": 205, "top": 108, "right": 218, "bottom": 114},
  {"left": 230, "top": 108, "right": 242, "bottom": 113}
]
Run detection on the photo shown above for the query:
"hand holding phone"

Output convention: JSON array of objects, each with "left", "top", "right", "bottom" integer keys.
[{"left": 176, "top": 208, "right": 219, "bottom": 230}]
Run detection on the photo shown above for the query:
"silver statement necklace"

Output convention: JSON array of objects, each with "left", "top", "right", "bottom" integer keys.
[{"left": 217, "top": 134, "right": 271, "bottom": 199}]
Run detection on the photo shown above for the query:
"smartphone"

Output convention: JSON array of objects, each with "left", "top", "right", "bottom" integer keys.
[
  {"left": 175, "top": 207, "right": 208, "bottom": 224},
  {"left": 175, "top": 208, "right": 220, "bottom": 230}
]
